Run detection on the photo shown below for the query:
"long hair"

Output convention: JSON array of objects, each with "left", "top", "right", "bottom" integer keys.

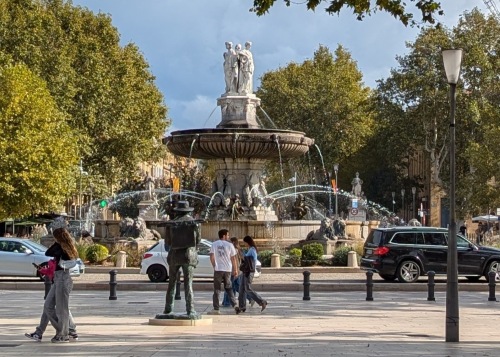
[
  {"left": 53, "top": 228, "right": 79, "bottom": 259},
  {"left": 243, "top": 235, "right": 257, "bottom": 253}
]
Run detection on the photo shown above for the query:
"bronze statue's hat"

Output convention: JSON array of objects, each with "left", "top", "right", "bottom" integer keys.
[{"left": 174, "top": 201, "right": 194, "bottom": 212}]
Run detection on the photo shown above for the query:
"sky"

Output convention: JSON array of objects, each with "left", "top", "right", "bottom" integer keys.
[{"left": 71, "top": 0, "right": 489, "bottom": 133}]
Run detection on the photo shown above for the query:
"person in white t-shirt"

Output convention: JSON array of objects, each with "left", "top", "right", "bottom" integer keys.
[{"left": 208, "top": 229, "right": 240, "bottom": 314}]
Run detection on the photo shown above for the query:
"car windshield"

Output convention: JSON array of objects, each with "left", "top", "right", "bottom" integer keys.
[{"left": 23, "top": 240, "right": 48, "bottom": 253}]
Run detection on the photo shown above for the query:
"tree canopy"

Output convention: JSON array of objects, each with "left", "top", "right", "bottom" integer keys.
[
  {"left": 0, "top": 64, "right": 78, "bottom": 220},
  {"left": 256, "top": 45, "right": 375, "bottom": 192},
  {"left": 249, "top": 0, "right": 444, "bottom": 27},
  {"left": 0, "top": 0, "right": 169, "bottom": 216},
  {"left": 374, "top": 9, "right": 500, "bottom": 216}
]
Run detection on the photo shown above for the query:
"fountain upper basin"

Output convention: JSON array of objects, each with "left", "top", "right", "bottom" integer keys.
[{"left": 164, "top": 128, "right": 314, "bottom": 160}]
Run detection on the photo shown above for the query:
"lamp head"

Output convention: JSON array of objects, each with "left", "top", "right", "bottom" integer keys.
[
  {"left": 333, "top": 163, "right": 339, "bottom": 172},
  {"left": 442, "top": 49, "right": 463, "bottom": 85}
]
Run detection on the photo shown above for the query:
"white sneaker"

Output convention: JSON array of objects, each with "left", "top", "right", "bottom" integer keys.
[{"left": 207, "top": 309, "right": 220, "bottom": 315}]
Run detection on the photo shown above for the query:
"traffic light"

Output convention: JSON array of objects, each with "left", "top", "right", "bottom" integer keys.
[{"left": 99, "top": 199, "right": 108, "bottom": 208}]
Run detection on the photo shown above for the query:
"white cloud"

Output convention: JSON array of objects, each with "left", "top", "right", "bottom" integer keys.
[{"left": 73, "top": 0, "right": 489, "bottom": 131}]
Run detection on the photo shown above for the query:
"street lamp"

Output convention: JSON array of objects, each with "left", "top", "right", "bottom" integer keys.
[
  {"left": 391, "top": 192, "right": 395, "bottom": 213},
  {"left": 443, "top": 48, "right": 463, "bottom": 343},
  {"left": 333, "top": 163, "right": 339, "bottom": 218},
  {"left": 401, "top": 189, "right": 405, "bottom": 222},
  {"left": 412, "top": 187, "right": 416, "bottom": 220}
]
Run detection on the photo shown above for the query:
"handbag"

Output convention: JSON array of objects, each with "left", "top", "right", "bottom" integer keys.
[
  {"left": 59, "top": 259, "right": 77, "bottom": 270},
  {"left": 38, "top": 259, "right": 57, "bottom": 279}
]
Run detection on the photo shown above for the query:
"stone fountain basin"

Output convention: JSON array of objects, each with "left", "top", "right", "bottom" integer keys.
[{"left": 164, "top": 128, "right": 314, "bottom": 160}]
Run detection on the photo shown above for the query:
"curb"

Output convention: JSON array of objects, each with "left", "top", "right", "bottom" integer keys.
[
  {"left": 84, "top": 266, "right": 363, "bottom": 274},
  {"left": 0, "top": 281, "right": 492, "bottom": 293}
]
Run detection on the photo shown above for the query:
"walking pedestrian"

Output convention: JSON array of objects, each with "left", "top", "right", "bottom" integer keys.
[
  {"left": 39, "top": 219, "right": 79, "bottom": 343},
  {"left": 208, "top": 229, "right": 240, "bottom": 315},
  {"left": 222, "top": 237, "right": 255, "bottom": 307},
  {"left": 238, "top": 235, "right": 267, "bottom": 313}
]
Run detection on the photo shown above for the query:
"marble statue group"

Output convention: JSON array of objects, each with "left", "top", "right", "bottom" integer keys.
[{"left": 223, "top": 41, "right": 254, "bottom": 95}]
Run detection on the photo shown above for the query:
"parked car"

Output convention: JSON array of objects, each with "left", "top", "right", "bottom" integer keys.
[
  {"left": 360, "top": 226, "right": 500, "bottom": 283},
  {"left": 140, "top": 239, "right": 262, "bottom": 282},
  {"left": 0, "top": 237, "right": 85, "bottom": 280}
]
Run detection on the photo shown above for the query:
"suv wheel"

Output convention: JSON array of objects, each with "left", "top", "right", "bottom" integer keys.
[
  {"left": 397, "top": 260, "right": 420, "bottom": 283},
  {"left": 147, "top": 264, "right": 168, "bottom": 283},
  {"left": 486, "top": 260, "right": 500, "bottom": 281}
]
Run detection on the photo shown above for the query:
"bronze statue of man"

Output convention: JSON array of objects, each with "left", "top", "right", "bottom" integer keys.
[{"left": 156, "top": 201, "right": 201, "bottom": 319}]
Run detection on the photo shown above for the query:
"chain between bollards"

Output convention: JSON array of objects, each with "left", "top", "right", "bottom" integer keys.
[
  {"left": 365, "top": 270, "right": 374, "bottom": 301},
  {"left": 488, "top": 271, "right": 497, "bottom": 302},
  {"left": 109, "top": 270, "right": 117, "bottom": 300},
  {"left": 175, "top": 271, "right": 182, "bottom": 300},
  {"left": 44, "top": 275, "right": 52, "bottom": 299},
  {"left": 427, "top": 271, "right": 436, "bottom": 301},
  {"left": 303, "top": 271, "right": 311, "bottom": 301}
]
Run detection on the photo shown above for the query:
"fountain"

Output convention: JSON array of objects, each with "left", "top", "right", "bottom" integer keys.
[
  {"left": 90, "top": 41, "right": 384, "bottom": 251},
  {"left": 164, "top": 41, "right": 314, "bottom": 225}
]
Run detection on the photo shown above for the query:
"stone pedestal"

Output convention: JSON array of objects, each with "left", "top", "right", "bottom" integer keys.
[
  {"left": 248, "top": 206, "right": 278, "bottom": 221},
  {"left": 149, "top": 314, "right": 212, "bottom": 326},
  {"left": 138, "top": 200, "right": 158, "bottom": 220},
  {"left": 217, "top": 95, "right": 260, "bottom": 128}
]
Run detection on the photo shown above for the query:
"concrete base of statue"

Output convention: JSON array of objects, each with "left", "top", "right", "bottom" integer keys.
[
  {"left": 138, "top": 200, "right": 158, "bottom": 220},
  {"left": 150, "top": 312, "right": 212, "bottom": 326}
]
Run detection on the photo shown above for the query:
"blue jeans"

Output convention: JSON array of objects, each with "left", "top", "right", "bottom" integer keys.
[{"left": 222, "top": 274, "right": 240, "bottom": 306}]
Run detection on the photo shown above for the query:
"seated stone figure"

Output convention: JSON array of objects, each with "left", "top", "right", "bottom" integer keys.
[
  {"left": 227, "top": 194, "right": 245, "bottom": 220},
  {"left": 333, "top": 218, "right": 346, "bottom": 238},
  {"left": 292, "top": 194, "right": 310, "bottom": 220}
]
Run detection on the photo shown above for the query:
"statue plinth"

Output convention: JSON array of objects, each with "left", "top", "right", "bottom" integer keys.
[
  {"left": 149, "top": 313, "right": 212, "bottom": 326},
  {"left": 217, "top": 95, "right": 260, "bottom": 128},
  {"left": 247, "top": 205, "right": 278, "bottom": 221},
  {"left": 138, "top": 200, "right": 158, "bottom": 220}
]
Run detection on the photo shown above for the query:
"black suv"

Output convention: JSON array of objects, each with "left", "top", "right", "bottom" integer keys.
[{"left": 360, "top": 226, "right": 500, "bottom": 283}]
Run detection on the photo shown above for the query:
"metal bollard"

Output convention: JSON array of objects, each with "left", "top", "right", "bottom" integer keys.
[
  {"left": 366, "top": 270, "right": 374, "bottom": 301},
  {"left": 175, "top": 271, "right": 182, "bottom": 300},
  {"left": 302, "top": 271, "right": 311, "bottom": 301},
  {"left": 427, "top": 271, "right": 436, "bottom": 301},
  {"left": 488, "top": 271, "right": 497, "bottom": 302},
  {"left": 44, "top": 275, "right": 52, "bottom": 300},
  {"left": 109, "top": 270, "right": 117, "bottom": 301}
]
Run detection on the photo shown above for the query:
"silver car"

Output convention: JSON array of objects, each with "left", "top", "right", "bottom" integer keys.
[
  {"left": 0, "top": 237, "right": 85, "bottom": 280},
  {"left": 140, "top": 239, "right": 262, "bottom": 283}
]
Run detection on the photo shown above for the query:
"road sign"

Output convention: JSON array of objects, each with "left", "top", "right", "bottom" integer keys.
[{"left": 351, "top": 208, "right": 358, "bottom": 215}]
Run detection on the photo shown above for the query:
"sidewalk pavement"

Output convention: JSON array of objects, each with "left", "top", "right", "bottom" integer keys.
[{"left": 2, "top": 289, "right": 500, "bottom": 356}]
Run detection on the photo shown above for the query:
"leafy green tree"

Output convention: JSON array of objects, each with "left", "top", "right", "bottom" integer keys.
[
  {"left": 256, "top": 45, "right": 374, "bottom": 193},
  {"left": 249, "top": 0, "right": 444, "bottom": 27},
  {"left": 0, "top": 64, "right": 78, "bottom": 220},
  {"left": 0, "top": 0, "right": 169, "bottom": 198},
  {"left": 374, "top": 10, "right": 500, "bottom": 217}
]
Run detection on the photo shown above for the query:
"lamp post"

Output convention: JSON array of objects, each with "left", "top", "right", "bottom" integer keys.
[
  {"left": 401, "top": 189, "right": 405, "bottom": 222},
  {"left": 412, "top": 187, "right": 416, "bottom": 220},
  {"left": 443, "top": 48, "right": 463, "bottom": 343},
  {"left": 326, "top": 171, "right": 332, "bottom": 217},
  {"left": 392, "top": 192, "right": 395, "bottom": 213},
  {"left": 334, "top": 163, "right": 339, "bottom": 218}
]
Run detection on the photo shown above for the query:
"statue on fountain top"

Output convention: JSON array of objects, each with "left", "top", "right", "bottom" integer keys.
[
  {"left": 351, "top": 172, "right": 363, "bottom": 198},
  {"left": 223, "top": 41, "right": 254, "bottom": 96},
  {"left": 223, "top": 41, "right": 238, "bottom": 94}
]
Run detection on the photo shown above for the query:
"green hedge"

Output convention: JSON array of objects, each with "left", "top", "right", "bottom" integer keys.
[
  {"left": 301, "top": 243, "right": 324, "bottom": 266},
  {"left": 86, "top": 244, "right": 109, "bottom": 264}
]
